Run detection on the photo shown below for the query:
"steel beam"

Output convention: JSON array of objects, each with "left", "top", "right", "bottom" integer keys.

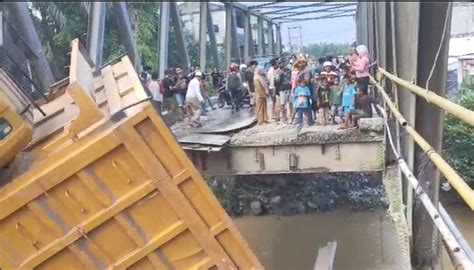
[
  {"left": 262, "top": 3, "right": 326, "bottom": 15},
  {"left": 199, "top": 2, "right": 207, "bottom": 70},
  {"left": 275, "top": 23, "right": 282, "bottom": 56},
  {"left": 86, "top": 2, "right": 106, "bottom": 68},
  {"left": 206, "top": 4, "right": 220, "bottom": 69},
  {"left": 170, "top": 2, "right": 190, "bottom": 72},
  {"left": 412, "top": 2, "right": 452, "bottom": 268},
  {"left": 225, "top": 3, "right": 233, "bottom": 68},
  {"left": 6, "top": 2, "right": 55, "bottom": 90},
  {"left": 267, "top": 21, "right": 274, "bottom": 56},
  {"left": 257, "top": 16, "right": 265, "bottom": 56},
  {"left": 278, "top": 10, "right": 356, "bottom": 23},
  {"left": 272, "top": 3, "right": 355, "bottom": 20},
  {"left": 231, "top": 8, "right": 241, "bottom": 63},
  {"left": 158, "top": 1, "right": 170, "bottom": 78},
  {"left": 112, "top": 2, "right": 141, "bottom": 71},
  {"left": 243, "top": 12, "right": 252, "bottom": 62}
]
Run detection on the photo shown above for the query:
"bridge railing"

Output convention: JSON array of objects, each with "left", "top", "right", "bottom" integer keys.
[
  {"left": 370, "top": 75, "right": 474, "bottom": 211},
  {"left": 371, "top": 76, "right": 474, "bottom": 268}
]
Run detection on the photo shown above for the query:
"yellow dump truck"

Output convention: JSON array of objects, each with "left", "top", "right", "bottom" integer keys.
[{"left": 0, "top": 39, "right": 262, "bottom": 269}]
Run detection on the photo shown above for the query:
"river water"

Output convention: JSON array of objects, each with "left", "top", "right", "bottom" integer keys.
[{"left": 234, "top": 205, "right": 473, "bottom": 270}]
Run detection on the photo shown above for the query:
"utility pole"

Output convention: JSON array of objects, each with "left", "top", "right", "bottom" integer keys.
[{"left": 287, "top": 25, "right": 302, "bottom": 53}]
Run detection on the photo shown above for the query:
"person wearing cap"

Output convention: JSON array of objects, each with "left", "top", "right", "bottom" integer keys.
[{"left": 186, "top": 71, "right": 205, "bottom": 127}]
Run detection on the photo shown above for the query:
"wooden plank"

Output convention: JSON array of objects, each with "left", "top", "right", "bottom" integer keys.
[
  {"left": 101, "top": 65, "right": 123, "bottom": 115},
  {"left": 313, "top": 241, "right": 337, "bottom": 270}
]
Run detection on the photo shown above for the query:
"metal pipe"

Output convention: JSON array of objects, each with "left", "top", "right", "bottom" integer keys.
[
  {"left": 371, "top": 76, "right": 474, "bottom": 210},
  {"left": 439, "top": 203, "right": 474, "bottom": 262},
  {"left": 380, "top": 106, "right": 474, "bottom": 269},
  {"left": 379, "top": 67, "right": 474, "bottom": 126}
]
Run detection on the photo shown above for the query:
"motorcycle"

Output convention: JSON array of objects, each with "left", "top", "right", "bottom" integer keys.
[
  {"left": 217, "top": 79, "right": 232, "bottom": 108},
  {"left": 240, "top": 82, "right": 251, "bottom": 108}
]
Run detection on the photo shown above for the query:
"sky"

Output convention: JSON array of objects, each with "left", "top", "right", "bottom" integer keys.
[{"left": 242, "top": 2, "right": 357, "bottom": 46}]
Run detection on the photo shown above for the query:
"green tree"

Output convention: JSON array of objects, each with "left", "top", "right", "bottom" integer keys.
[
  {"left": 303, "top": 42, "right": 351, "bottom": 58},
  {"left": 443, "top": 81, "right": 474, "bottom": 184}
]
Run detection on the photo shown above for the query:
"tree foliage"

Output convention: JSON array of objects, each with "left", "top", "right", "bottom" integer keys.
[
  {"left": 29, "top": 2, "right": 200, "bottom": 78},
  {"left": 443, "top": 81, "right": 474, "bottom": 184},
  {"left": 303, "top": 42, "right": 351, "bottom": 58}
]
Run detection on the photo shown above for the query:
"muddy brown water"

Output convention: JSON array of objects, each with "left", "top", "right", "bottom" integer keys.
[{"left": 234, "top": 205, "right": 473, "bottom": 270}]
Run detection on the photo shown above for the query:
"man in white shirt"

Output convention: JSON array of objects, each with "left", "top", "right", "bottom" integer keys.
[
  {"left": 185, "top": 71, "right": 204, "bottom": 127},
  {"left": 147, "top": 72, "right": 162, "bottom": 114},
  {"left": 267, "top": 59, "right": 278, "bottom": 119}
]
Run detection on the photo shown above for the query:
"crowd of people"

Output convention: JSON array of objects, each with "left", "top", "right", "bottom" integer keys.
[{"left": 139, "top": 44, "right": 378, "bottom": 130}]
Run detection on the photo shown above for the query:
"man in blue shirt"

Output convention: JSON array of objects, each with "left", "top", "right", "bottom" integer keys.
[{"left": 293, "top": 79, "right": 314, "bottom": 128}]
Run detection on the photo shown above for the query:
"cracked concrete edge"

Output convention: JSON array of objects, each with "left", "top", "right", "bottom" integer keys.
[{"left": 383, "top": 164, "right": 412, "bottom": 270}]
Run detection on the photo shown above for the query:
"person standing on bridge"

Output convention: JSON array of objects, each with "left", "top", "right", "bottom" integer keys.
[
  {"left": 254, "top": 66, "right": 269, "bottom": 125},
  {"left": 352, "top": 45, "right": 371, "bottom": 92},
  {"left": 226, "top": 63, "right": 243, "bottom": 112},
  {"left": 185, "top": 71, "right": 205, "bottom": 127}
]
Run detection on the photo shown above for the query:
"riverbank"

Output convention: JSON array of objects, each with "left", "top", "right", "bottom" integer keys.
[{"left": 205, "top": 172, "right": 387, "bottom": 216}]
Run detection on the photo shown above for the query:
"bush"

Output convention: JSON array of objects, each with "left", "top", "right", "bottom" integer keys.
[{"left": 443, "top": 81, "right": 474, "bottom": 184}]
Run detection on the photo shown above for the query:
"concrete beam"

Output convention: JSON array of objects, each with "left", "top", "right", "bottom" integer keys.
[
  {"left": 6, "top": 2, "right": 55, "bottom": 90},
  {"left": 187, "top": 141, "right": 384, "bottom": 176},
  {"left": 206, "top": 4, "right": 220, "bottom": 69},
  {"left": 86, "top": 2, "right": 106, "bottom": 68},
  {"left": 199, "top": 2, "right": 207, "bottom": 70},
  {"left": 170, "top": 2, "right": 190, "bottom": 72},
  {"left": 112, "top": 2, "right": 141, "bottom": 71},
  {"left": 158, "top": 1, "right": 170, "bottom": 78}
]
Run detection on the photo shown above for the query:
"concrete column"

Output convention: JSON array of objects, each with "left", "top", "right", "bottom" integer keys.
[
  {"left": 206, "top": 4, "right": 220, "bottom": 69},
  {"left": 113, "top": 2, "right": 141, "bottom": 71},
  {"left": 170, "top": 2, "right": 190, "bottom": 73},
  {"left": 275, "top": 23, "right": 282, "bottom": 56},
  {"left": 86, "top": 2, "right": 106, "bottom": 68},
  {"left": 243, "top": 12, "right": 252, "bottom": 62},
  {"left": 267, "top": 20, "right": 274, "bottom": 56},
  {"left": 225, "top": 3, "right": 233, "bottom": 68},
  {"left": 158, "top": 1, "right": 170, "bottom": 78},
  {"left": 199, "top": 2, "right": 208, "bottom": 71},
  {"left": 412, "top": 2, "right": 452, "bottom": 268},
  {"left": 257, "top": 15, "right": 264, "bottom": 57},
  {"left": 7, "top": 2, "right": 55, "bottom": 89}
]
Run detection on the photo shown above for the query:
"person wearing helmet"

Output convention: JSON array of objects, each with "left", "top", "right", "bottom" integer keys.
[
  {"left": 320, "top": 61, "right": 338, "bottom": 84},
  {"left": 226, "top": 63, "right": 243, "bottom": 111}
]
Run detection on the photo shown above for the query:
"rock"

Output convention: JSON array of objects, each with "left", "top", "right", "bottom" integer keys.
[
  {"left": 270, "top": 196, "right": 282, "bottom": 205},
  {"left": 250, "top": 201, "right": 263, "bottom": 215}
]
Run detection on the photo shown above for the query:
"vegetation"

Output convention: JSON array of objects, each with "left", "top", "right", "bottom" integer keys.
[
  {"left": 303, "top": 42, "right": 351, "bottom": 58},
  {"left": 28, "top": 2, "right": 200, "bottom": 80},
  {"left": 443, "top": 81, "right": 474, "bottom": 184}
]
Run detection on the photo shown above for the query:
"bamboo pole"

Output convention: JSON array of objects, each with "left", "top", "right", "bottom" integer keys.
[
  {"left": 371, "top": 76, "right": 474, "bottom": 210},
  {"left": 378, "top": 67, "right": 474, "bottom": 126}
]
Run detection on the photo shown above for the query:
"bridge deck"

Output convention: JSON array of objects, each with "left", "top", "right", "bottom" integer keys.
[{"left": 172, "top": 107, "right": 385, "bottom": 175}]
